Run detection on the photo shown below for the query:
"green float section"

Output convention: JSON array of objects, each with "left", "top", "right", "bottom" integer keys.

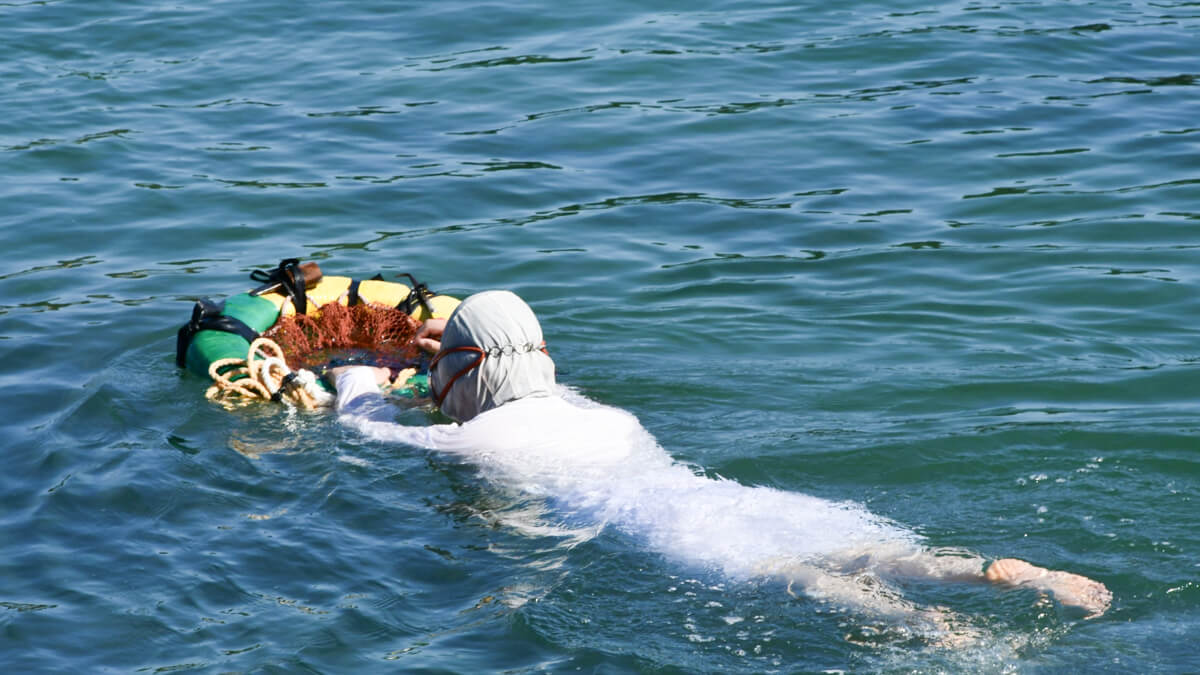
[
  {"left": 392, "top": 373, "right": 430, "bottom": 399},
  {"left": 185, "top": 293, "right": 281, "bottom": 378}
]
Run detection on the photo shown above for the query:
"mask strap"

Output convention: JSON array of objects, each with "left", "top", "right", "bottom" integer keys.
[{"left": 429, "top": 346, "right": 486, "bottom": 408}]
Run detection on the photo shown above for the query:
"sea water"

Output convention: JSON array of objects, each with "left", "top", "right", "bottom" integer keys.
[{"left": 3, "top": 0, "right": 1199, "bottom": 672}]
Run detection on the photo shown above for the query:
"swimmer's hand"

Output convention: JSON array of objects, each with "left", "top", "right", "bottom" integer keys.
[{"left": 415, "top": 318, "right": 446, "bottom": 354}]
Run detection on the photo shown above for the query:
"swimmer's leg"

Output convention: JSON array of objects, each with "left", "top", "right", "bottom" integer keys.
[
  {"left": 830, "top": 544, "right": 988, "bottom": 583},
  {"left": 848, "top": 546, "right": 1112, "bottom": 619},
  {"left": 774, "top": 560, "right": 917, "bottom": 618},
  {"left": 758, "top": 558, "right": 979, "bottom": 647}
]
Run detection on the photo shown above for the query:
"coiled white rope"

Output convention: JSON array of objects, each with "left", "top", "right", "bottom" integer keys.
[{"left": 205, "top": 337, "right": 334, "bottom": 410}]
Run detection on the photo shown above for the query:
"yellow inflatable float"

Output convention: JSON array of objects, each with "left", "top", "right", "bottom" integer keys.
[{"left": 176, "top": 259, "right": 460, "bottom": 408}]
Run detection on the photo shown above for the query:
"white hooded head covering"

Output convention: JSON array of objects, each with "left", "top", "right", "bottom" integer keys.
[{"left": 430, "top": 290, "right": 556, "bottom": 423}]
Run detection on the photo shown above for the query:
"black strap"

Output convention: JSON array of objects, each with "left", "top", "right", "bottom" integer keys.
[
  {"left": 250, "top": 258, "right": 308, "bottom": 315},
  {"left": 271, "top": 371, "right": 302, "bottom": 402},
  {"left": 176, "top": 299, "right": 261, "bottom": 368},
  {"left": 347, "top": 274, "right": 384, "bottom": 307},
  {"left": 395, "top": 273, "right": 435, "bottom": 316}
]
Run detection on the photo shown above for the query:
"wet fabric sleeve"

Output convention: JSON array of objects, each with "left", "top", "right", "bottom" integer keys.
[
  {"left": 334, "top": 367, "right": 388, "bottom": 416},
  {"left": 334, "top": 367, "right": 453, "bottom": 449}
]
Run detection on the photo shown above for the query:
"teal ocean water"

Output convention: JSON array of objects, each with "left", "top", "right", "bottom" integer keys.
[{"left": 3, "top": 0, "right": 1199, "bottom": 671}]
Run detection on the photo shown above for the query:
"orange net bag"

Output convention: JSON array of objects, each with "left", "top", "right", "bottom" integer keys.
[{"left": 266, "top": 302, "right": 422, "bottom": 372}]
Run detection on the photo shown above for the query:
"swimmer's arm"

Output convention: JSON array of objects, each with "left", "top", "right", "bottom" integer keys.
[
  {"left": 328, "top": 366, "right": 448, "bottom": 449},
  {"left": 328, "top": 366, "right": 391, "bottom": 412}
]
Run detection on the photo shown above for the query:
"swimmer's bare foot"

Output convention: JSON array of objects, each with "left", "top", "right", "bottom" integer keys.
[{"left": 985, "top": 558, "right": 1112, "bottom": 618}]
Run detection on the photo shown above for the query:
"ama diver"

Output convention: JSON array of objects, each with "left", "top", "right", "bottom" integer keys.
[{"left": 327, "top": 290, "right": 1112, "bottom": 636}]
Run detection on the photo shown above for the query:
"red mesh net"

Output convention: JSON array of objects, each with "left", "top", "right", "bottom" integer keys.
[{"left": 266, "top": 303, "right": 422, "bottom": 372}]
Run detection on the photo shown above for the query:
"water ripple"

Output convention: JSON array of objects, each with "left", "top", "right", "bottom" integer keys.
[{"left": 3, "top": 0, "right": 1199, "bottom": 671}]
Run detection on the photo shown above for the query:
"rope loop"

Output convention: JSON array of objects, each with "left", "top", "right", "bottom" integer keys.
[{"left": 204, "top": 337, "right": 333, "bottom": 410}]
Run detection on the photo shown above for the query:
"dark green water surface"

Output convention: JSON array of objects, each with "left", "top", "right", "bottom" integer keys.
[{"left": 3, "top": 0, "right": 1199, "bottom": 672}]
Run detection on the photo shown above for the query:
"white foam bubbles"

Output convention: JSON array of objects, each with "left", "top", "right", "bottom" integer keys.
[{"left": 465, "top": 386, "right": 916, "bottom": 581}]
